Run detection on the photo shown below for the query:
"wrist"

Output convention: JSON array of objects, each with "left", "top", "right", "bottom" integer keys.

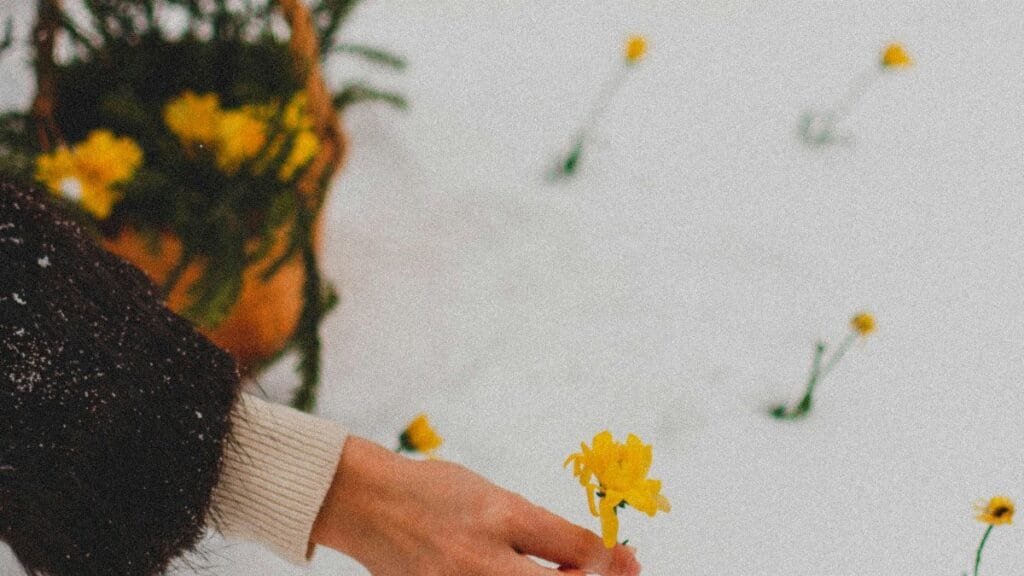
[{"left": 310, "top": 436, "right": 405, "bottom": 556}]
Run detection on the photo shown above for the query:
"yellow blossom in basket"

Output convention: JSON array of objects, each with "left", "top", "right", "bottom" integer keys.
[
  {"left": 35, "top": 130, "right": 143, "bottom": 219},
  {"left": 976, "top": 496, "right": 1014, "bottom": 525},
  {"left": 850, "top": 312, "right": 876, "bottom": 337},
  {"left": 215, "top": 108, "right": 267, "bottom": 174},
  {"left": 282, "top": 92, "right": 314, "bottom": 131},
  {"left": 164, "top": 91, "right": 222, "bottom": 146},
  {"left": 625, "top": 35, "right": 647, "bottom": 64},
  {"left": 278, "top": 130, "right": 320, "bottom": 181},
  {"left": 881, "top": 43, "right": 913, "bottom": 69},
  {"left": 565, "top": 431, "right": 671, "bottom": 548},
  {"left": 399, "top": 414, "right": 443, "bottom": 455}
]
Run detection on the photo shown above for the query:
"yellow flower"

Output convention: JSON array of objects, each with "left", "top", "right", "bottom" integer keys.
[
  {"left": 278, "top": 130, "right": 320, "bottom": 181},
  {"left": 215, "top": 108, "right": 267, "bottom": 174},
  {"left": 881, "top": 43, "right": 913, "bottom": 69},
  {"left": 282, "top": 92, "right": 314, "bottom": 131},
  {"left": 35, "top": 130, "right": 143, "bottom": 220},
  {"left": 564, "top": 431, "right": 671, "bottom": 548},
  {"left": 35, "top": 146, "right": 76, "bottom": 195},
  {"left": 164, "top": 91, "right": 222, "bottom": 146},
  {"left": 850, "top": 312, "right": 876, "bottom": 337},
  {"left": 400, "top": 414, "right": 443, "bottom": 455},
  {"left": 625, "top": 35, "right": 647, "bottom": 64},
  {"left": 976, "top": 496, "right": 1014, "bottom": 526}
]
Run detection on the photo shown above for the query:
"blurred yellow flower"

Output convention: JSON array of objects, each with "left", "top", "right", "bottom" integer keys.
[
  {"left": 215, "top": 108, "right": 267, "bottom": 174},
  {"left": 565, "top": 431, "right": 671, "bottom": 548},
  {"left": 881, "top": 43, "right": 913, "bottom": 69},
  {"left": 400, "top": 414, "right": 443, "bottom": 455},
  {"left": 625, "top": 35, "right": 647, "bottom": 64},
  {"left": 35, "top": 130, "right": 143, "bottom": 219},
  {"left": 976, "top": 496, "right": 1014, "bottom": 525},
  {"left": 164, "top": 91, "right": 222, "bottom": 146},
  {"left": 850, "top": 312, "right": 876, "bottom": 337},
  {"left": 282, "top": 92, "right": 314, "bottom": 131},
  {"left": 279, "top": 130, "right": 320, "bottom": 181}
]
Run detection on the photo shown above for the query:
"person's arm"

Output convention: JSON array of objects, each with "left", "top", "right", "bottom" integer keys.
[
  {"left": 311, "top": 436, "right": 642, "bottom": 576},
  {"left": 210, "top": 394, "right": 640, "bottom": 575},
  {"left": 0, "top": 183, "right": 242, "bottom": 576}
]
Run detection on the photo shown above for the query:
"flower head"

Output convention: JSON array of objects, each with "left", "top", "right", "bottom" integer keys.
[
  {"left": 35, "top": 130, "right": 143, "bottom": 219},
  {"left": 625, "top": 35, "right": 647, "bottom": 64},
  {"left": 850, "top": 312, "right": 876, "bottom": 337},
  {"left": 215, "top": 108, "right": 268, "bottom": 174},
  {"left": 399, "top": 414, "right": 443, "bottom": 455},
  {"left": 881, "top": 43, "right": 913, "bottom": 69},
  {"left": 164, "top": 91, "right": 222, "bottom": 146},
  {"left": 976, "top": 496, "right": 1014, "bottom": 525},
  {"left": 564, "top": 431, "right": 671, "bottom": 548}
]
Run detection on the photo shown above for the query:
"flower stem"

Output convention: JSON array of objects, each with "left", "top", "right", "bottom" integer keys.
[
  {"left": 831, "top": 69, "right": 880, "bottom": 123},
  {"left": 551, "top": 64, "right": 633, "bottom": 179},
  {"left": 771, "top": 341, "right": 824, "bottom": 420},
  {"left": 974, "top": 524, "right": 994, "bottom": 576},
  {"left": 817, "top": 330, "right": 857, "bottom": 381},
  {"left": 772, "top": 329, "right": 857, "bottom": 420}
]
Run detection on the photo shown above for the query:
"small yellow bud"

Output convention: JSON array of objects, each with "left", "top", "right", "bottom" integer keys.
[
  {"left": 850, "top": 313, "right": 876, "bottom": 336},
  {"left": 399, "top": 414, "right": 443, "bottom": 455},
  {"left": 625, "top": 35, "right": 647, "bottom": 64},
  {"left": 881, "top": 43, "right": 913, "bottom": 69}
]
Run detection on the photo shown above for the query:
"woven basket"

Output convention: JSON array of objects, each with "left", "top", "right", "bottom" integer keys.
[{"left": 30, "top": 0, "right": 346, "bottom": 372}]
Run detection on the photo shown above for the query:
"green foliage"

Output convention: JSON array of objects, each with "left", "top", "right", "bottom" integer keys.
[
  {"left": 334, "top": 81, "right": 408, "bottom": 111},
  {"left": 0, "top": 0, "right": 408, "bottom": 411}
]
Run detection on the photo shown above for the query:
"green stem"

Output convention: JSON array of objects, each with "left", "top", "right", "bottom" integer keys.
[
  {"left": 818, "top": 330, "right": 857, "bottom": 381},
  {"left": 771, "top": 341, "right": 824, "bottom": 420},
  {"left": 830, "top": 69, "right": 880, "bottom": 122},
  {"left": 552, "top": 63, "right": 633, "bottom": 178},
  {"left": 974, "top": 524, "right": 994, "bottom": 576}
]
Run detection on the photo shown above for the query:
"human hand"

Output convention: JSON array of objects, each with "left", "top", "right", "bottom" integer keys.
[{"left": 311, "top": 436, "right": 641, "bottom": 575}]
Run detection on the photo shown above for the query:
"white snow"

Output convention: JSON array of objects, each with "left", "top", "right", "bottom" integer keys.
[{"left": 4, "top": 2, "right": 1024, "bottom": 575}]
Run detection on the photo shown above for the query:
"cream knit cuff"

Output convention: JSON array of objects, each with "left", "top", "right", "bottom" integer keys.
[{"left": 211, "top": 394, "right": 348, "bottom": 565}]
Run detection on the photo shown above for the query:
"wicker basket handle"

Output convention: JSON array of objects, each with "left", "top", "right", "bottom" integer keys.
[{"left": 30, "top": 0, "right": 346, "bottom": 205}]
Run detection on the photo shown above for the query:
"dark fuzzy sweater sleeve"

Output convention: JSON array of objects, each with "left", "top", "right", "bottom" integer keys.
[{"left": 0, "top": 184, "right": 242, "bottom": 576}]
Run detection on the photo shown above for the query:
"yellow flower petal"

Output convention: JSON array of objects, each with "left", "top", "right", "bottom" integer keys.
[
  {"left": 164, "top": 91, "right": 222, "bottom": 145},
  {"left": 278, "top": 129, "right": 319, "bottom": 181},
  {"left": 215, "top": 109, "right": 267, "bottom": 174},
  {"left": 598, "top": 494, "right": 621, "bottom": 548}
]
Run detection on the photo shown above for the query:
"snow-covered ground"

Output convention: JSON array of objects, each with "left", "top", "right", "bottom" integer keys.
[{"left": 5, "top": 1, "right": 1024, "bottom": 574}]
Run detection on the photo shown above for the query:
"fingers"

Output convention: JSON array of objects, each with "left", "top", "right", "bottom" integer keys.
[
  {"left": 504, "top": 554, "right": 585, "bottom": 575},
  {"left": 507, "top": 500, "right": 641, "bottom": 575}
]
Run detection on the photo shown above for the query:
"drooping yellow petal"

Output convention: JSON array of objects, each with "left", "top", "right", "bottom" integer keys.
[{"left": 598, "top": 494, "right": 621, "bottom": 548}]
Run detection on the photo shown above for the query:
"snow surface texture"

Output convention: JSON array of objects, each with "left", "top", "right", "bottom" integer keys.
[{"left": 3, "top": 1, "right": 1024, "bottom": 574}]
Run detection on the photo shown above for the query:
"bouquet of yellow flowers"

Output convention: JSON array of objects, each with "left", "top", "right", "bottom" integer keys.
[{"left": 0, "top": 0, "right": 405, "bottom": 410}]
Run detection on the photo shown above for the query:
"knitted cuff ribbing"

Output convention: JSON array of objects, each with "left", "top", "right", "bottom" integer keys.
[{"left": 211, "top": 394, "right": 347, "bottom": 565}]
